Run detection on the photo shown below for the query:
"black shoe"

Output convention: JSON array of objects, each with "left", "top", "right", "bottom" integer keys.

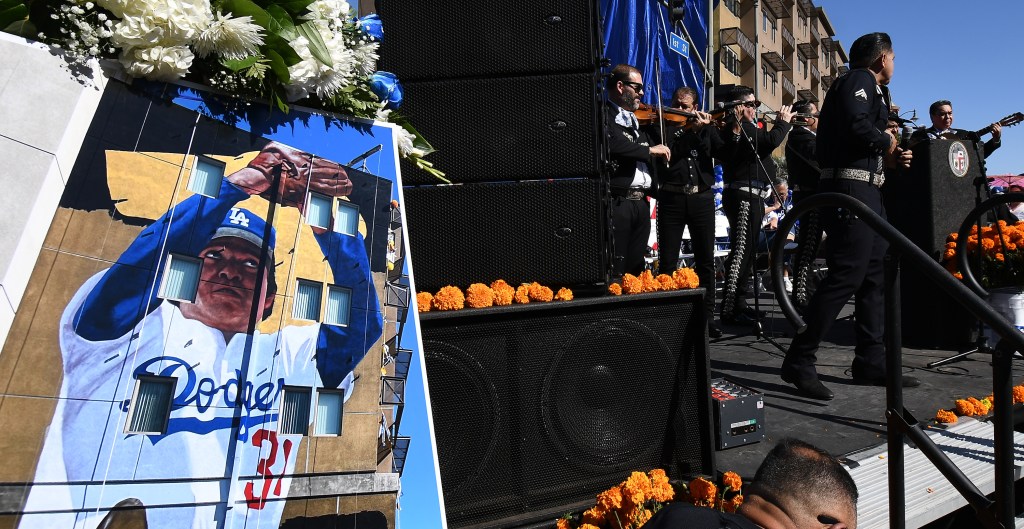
[
  {"left": 852, "top": 374, "right": 921, "bottom": 388},
  {"left": 781, "top": 370, "right": 834, "bottom": 400},
  {"left": 708, "top": 322, "right": 723, "bottom": 339}
]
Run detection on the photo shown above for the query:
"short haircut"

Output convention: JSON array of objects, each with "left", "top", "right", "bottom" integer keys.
[
  {"left": 717, "top": 85, "right": 753, "bottom": 107},
  {"left": 608, "top": 64, "right": 641, "bottom": 90},
  {"left": 674, "top": 86, "right": 698, "bottom": 102},
  {"left": 792, "top": 99, "right": 813, "bottom": 114},
  {"left": 748, "top": 438, "right": 858, "bottom": 512},
  {"left": 848, "top": 32, "right": 892, "bottom": 69},
  {"left": 929, "top": 100, "right": 953, "bottom": 116}
]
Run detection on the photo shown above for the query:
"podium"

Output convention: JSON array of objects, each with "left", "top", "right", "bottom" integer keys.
[{"left": 885, "top": 137, "right": 985, "bottom": 349}]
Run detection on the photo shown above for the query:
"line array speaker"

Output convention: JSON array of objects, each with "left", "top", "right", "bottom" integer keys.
[
  {"left": 397, "top": 72, "right": 607, "bottom": 185},
  {"left": 403, "top": 179, "right": 609, "bottom": 293},
  {"left": 420, "top": 290, "right": 714, "bottom": 529},
  {"left": 377, "top": 0, "right": 603, "bottom": 82}
]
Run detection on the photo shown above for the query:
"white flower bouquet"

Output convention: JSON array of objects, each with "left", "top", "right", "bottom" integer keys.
[{"left": 2, "top": 0, "right": 445, "bottom": 180}]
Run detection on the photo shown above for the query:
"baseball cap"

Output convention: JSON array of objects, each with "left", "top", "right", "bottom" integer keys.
[{"left": 211, "top": 207, "right": 277, "bottom": 254}]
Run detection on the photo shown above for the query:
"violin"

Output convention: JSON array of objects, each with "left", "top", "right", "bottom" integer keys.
[{"left": 635, "top": 103, "right": 700, "bottom": 128}]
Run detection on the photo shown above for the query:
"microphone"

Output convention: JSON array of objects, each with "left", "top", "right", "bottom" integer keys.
[
  {"left": 347, "top": 144, "right": 383, "bottom": 167},
  {"left": 715, "top": 100, "right": 745, "bottom": 111},
  {"left": 901, "top": 124, "right": 914, "bottom": 150}
]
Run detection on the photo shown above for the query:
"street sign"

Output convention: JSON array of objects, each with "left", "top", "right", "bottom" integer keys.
[{"left": 669, "top": 33, "right": 689, "bottom": 59}]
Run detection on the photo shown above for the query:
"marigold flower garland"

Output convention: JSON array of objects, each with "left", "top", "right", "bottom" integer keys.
[
  {"left": 933, "top": 383, "right": 1024, "bottom": 424},
  {"left": 943, "top": 221, "right": 1024, "bottom": 288},
  {"left": 556, "top": 469, "right": 744, "bottom": 529},
  {"left": 417, "top": 269, "right": 700, "bottom": 313}
]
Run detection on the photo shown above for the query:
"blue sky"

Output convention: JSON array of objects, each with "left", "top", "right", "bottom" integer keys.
[{"left": 817, "top": 0, "right": 1024, "bottom": 176}]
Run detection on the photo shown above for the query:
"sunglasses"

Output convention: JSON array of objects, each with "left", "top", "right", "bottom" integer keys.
[
  {"left": 622, "top": 81, "right": 644, "bottom": 92},
  {"left": 743, "top": 100, "right": 761, "bottom": 108}
]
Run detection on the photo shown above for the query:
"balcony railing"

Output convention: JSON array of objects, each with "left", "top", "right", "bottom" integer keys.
[
  {"left": 810, "top": 64, "right": 820, "bottom": 82},
  {"left": 782, "top": 75, "right": 796, "bottom": 97},
  {"left": 719, "top": 26, "right": 756, "bottom": 58},
  {"left": 781, "top": 24, "right": 796, "bottom": 51},
  {"left": 810, "top": 20, "right": 820, "bottom": 42}
]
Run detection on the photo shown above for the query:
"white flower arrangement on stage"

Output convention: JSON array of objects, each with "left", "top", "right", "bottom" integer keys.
[{"left": 2, "top": 0, "right": 445, "bottom": 180}]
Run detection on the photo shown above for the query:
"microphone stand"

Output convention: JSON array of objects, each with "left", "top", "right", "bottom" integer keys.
[
  {"left": 928, "top": 135, "right": 1003, "bottom": 367},
  {"left": 730, "top": 116, "right": 787, "bottom": 353}
]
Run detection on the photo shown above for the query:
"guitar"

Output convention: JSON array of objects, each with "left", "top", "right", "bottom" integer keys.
[{"left": 975, "top": 112, "right": 1024, "bottom": 137}]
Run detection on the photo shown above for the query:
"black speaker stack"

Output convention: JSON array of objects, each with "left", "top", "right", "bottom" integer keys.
[
  {"left": 379, "top": 0, "right": 612, "bottom": 292},
  {"left": 418, "top": 290, "right": 715, "bottom": 529}
]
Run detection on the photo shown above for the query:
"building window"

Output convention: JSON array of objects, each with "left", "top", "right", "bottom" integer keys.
[
  {"left": 160, "top": 254, "right": 202, "bottom": 302},
  {"left": 770, "top": 17, "right": 777, "bottom": 42},
  {"left": 280, "top": 386, "right": 312, "bottom": 435},
  {"left": 126, "top": 376, "right": 176, "bottom": 434},
  {"left": 722, "top": 46, "right": 741, "bottom": 76},
  {"left": 799, "top": 15, "right": 807, "bottom": 35},
  {"left": 306, "top": 192, "right": 332, "bottom": 229},
  {"left": 336, "top": 201, "right": 359, "bottom": 236},
  {"left": 294, "top": 279, "right": 323, "bottom": 321},
  {"left": 314, "top": 390, "right": 344, "bottom": 436},
  {"left": 325, "top": 286, "right": 352, "bottom": 326},
  {"left": 799, "top": 57, "right": 808, "bottom": 79},
  {"left": 762, "top": 66, "right": 777, "bottom": 95},
  {"left": 762, "top": 12, "right": 768, "bottom": 33},
  {"left": 725, "top": 0, "right": 740, "bottom": 17},
  {"left": 189, "top": 156, "right": 224, "bottom": 198}
]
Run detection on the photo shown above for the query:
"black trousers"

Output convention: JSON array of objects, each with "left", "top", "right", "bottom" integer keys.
[
  {"left": 721, "top": 187, "right": 765, "bottom": 316},
  {"left": 784, "top": 179, "right": 888, "bottom": 380},
  {"left": 657, "top": 188, "right": 716, "bottom": 320},
  {"left": 611, "top": 196, "right": 651, "bottom": 277}
]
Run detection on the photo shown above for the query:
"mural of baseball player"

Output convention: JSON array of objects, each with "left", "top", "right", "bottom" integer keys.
[{"left": 22, "top": 141, "right": 383, "bottom": 528}]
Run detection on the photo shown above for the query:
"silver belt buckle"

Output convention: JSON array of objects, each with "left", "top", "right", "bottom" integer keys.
[{"left": 683, "top": 184, "right": 700, "bottom": 195}]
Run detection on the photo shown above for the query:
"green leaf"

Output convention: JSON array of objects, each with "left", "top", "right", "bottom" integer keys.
[
  {"left": 265, "top": 48, "right": 290, "bottom": 83},
  {"left": 271, "top": 87, "right": 289, "bottom": 113},
  {"left": 265, "top": 33, "right": 301, "bottom": 66},
  {"left": 269, "top": 0, "right": 315, "bottom": 16},
  {"left": 295, "top": 21, "right": 332, "bottom": 67},
  {"left": 0, "top": 3, "right": 30, "bottom": 33},
  {"left": 220, "top": 0, "right": 271, "bottom": 28},
  {"left": 221, "top": 56, "right": 261, "bottom": 72},
  {"left": 265, "top": 4, "right": 297, "bottom": 41}
]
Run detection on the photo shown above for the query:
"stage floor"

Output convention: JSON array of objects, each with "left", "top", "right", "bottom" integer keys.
[{"left": 709, "top": 289, "right": 1024, "bottom": 483}]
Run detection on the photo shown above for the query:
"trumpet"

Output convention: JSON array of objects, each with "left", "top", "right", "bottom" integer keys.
[{"left": 759, "top": 110, "right": 818, "bottom": 124}]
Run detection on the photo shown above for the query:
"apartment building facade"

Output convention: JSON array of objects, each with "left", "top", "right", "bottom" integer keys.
[{"left": 715, "top": 0, "right": 849, "bottom": 112}]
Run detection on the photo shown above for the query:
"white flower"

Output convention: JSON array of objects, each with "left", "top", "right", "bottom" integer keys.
[
  {"left": 109, "top": 0, "right": 212, "bottom": 48},
  {"left": 286, "top": 23, "right": 356, "bottom": 100},
  {"left": 304, "top": 0, "right": 351, "bottom": 21},
  {"left": 375, "top": 107, "right": 392, "bottom": 122},
  {"left": 194, "top": 11, "right": 264, "bottom": 59},
  {"left": 349, "top": 38, "right": 378, "bottom": 77},
  {"left": 119, "top": 45, "right": 194, "bottom": 81},
  {"left": 395, "top": 126, "right": 425, "bottom": 158}
]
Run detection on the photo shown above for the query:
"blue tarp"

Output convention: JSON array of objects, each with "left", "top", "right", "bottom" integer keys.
[{"left": 601, "top": 0, "right": 710, "bottom": 108}]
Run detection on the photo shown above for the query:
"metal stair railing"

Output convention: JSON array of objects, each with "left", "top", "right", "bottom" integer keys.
[{"left": 771, "top": 192, "right": 1024, "bottom": 529}]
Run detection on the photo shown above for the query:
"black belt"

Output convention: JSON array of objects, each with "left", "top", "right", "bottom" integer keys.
[{"left": 611, "top": 186, "right": 649, "bottom": 200}]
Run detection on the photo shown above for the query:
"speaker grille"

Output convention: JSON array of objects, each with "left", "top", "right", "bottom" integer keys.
[
  {"left": 403, "top": 179, "right": 609, "bottom": 293},
  {"left": 420, "top": 291, "right": 714, "bottom": 528},
  {"left": 398, "top": 73, "right": 607, "bottom": 185},
  {"left": 378, "top": 0, "right": 602, "bottom": 82}
]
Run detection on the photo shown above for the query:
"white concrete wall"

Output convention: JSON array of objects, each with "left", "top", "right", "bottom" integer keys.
[{"left": 0, "top": 33, "right": 105, "bottom": 347}]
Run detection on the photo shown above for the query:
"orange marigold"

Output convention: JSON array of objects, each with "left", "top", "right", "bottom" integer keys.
[
  {"left": 608, "top": 283, "right": 623, "bottom": 295},
  {"left": 673, "top": 267, "right": 700, "bottom": 289},
  {"left": 722, "top": 471, "right": 742, "bottom": 492},
  {"left": 688, "top": 476, "right": 717, "bottom": 507},
  {"left": 648, "top": 468, "right": 674, "bottom": 503},
  {"left": 416, "top": 292, "right": 433, "bottom": 312},
  {"left": 579, "top": 525, "right": 601, "bottom": 529},
  {"left": 947, "top": 232, "right": 959, "bottom": 241},
  {"left": 528, "top": 282, "right": 555, "bottom": 302},
  {"left": 622, "top": 273, "right": 644, "bottom": 294},
  {"left": 622, "top": 471, "right": 653, "bottom": 507},
  {"left": 491, "top": 279, "right": 516, "bottom": 306},
  {"left": 556, "top": 518, "right": 570, "bottom": 529},
  {"left": 465, "top": 283, "right": 494, "bottom": 308},
  {"left": 935, "top": 409, "right": 958, "bottom": 424},
  {"left": 969, "top": 397, "right": 991, "bottom": 415},
  {"left": 723, "top": 494, "right": 744, "bottom": 513},
  {"left": 639, "top": 270, "right": 662, "bottom": 292},
  {"left": 555, "top": 287, "right": 574, "bottom": 301},
  {"left": 634, "top": 508, "right": 653, "bottom": 526},
  {"left": 656, "top": 273, "right": 679, "bottom": 290},
  {"left": 1013, "top": 385, "right": 1024, "bottom": 404},
  {"left": 596, "top": 485, "right": 623, "bottom": 512},
  {"left": 514, "top": 284, "right": 531, "bottom": 304},
  {"left": 581, "top": 506, "right": 606, "bottom": 526},
  {"left": 432, "top": 286, "right": 465, "bottom": 311},
  {"left": 955, "top": 398, "right": 980, "bottom": 416}
]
